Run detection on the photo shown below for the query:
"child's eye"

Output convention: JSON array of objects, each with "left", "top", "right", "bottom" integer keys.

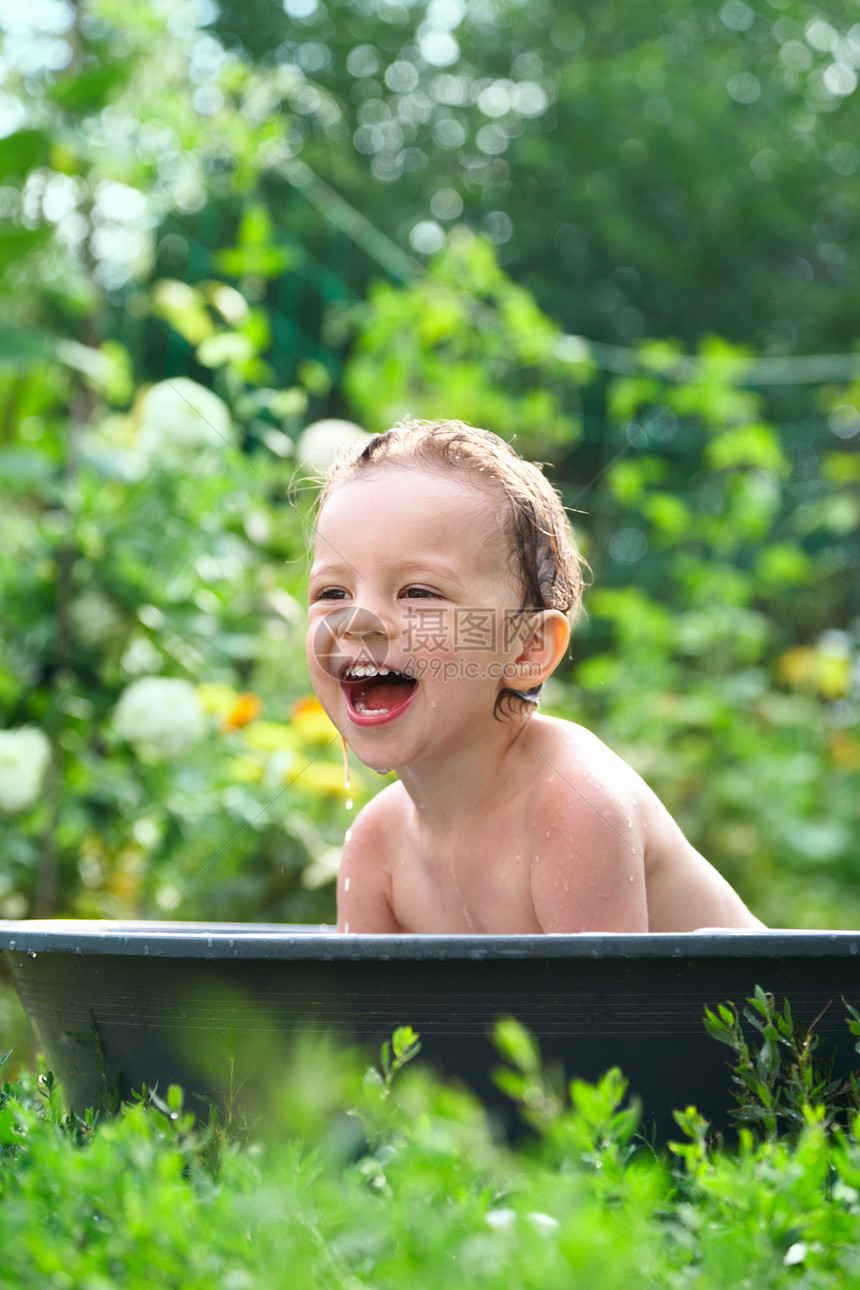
[
  {"left": 402, "top": 586, "right": 443, "bottom": 600},
  {"left": 312, "top": 587, "right": 349, "bottom": 602}
]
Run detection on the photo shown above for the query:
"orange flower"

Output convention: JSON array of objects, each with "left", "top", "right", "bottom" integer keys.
[{"left": 221, "top": 692, "right": 263, "bottom": 731}]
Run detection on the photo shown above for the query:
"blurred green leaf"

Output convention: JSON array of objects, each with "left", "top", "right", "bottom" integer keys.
[
  {"left": 45, "top": 62, "right": 129, "bottom": 111},
  {"left": 0, "top": 129, "right": 51, "bottom": 182},
  {"left": 0, "top": 227, "right": 52, "bottom": 275},
  {"left": 0, "top": 325, "right": 53, "bottom": 367}
]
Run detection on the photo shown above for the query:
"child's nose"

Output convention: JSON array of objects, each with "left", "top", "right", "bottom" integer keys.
[{"left": 340, "top": 603, "right": 390, "bottom": 640}]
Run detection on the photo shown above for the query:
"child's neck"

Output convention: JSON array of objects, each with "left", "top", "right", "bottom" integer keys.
[{"left": 396, "top": 709, "right": 536, "bottom": 824}]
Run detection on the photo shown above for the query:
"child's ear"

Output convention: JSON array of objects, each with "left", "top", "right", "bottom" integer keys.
[{"left": 506, "top": 610, "right": 570, "bottom": 688}]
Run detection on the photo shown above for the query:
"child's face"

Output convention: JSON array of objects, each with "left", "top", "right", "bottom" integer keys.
[{"left": 306, "top": 464, "right": 530, "bottom": 773}]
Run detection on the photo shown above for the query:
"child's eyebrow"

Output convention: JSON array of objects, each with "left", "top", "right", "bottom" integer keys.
[
  {"left": 399, "top": 560, "right": 465, "bottom": 588},
  {"left": 308, "top": 557, "right": 465, "bottom": 590},
  {"left": 308, "top": 556, "right": 348, "bottom": 576}
]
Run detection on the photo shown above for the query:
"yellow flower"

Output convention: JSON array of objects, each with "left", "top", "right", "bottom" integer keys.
[
  {"left": 197, "top": 683, "right": 239, "bottom": 717},
  {"left": 776, "top": 643, "right": 851, "bottom": 699},
  {"left": 242, "top": 721, "right": 297, "bottom": 752},
  {"left": 813, "top": 647, "right": 851, "bottom": 701},
  {"left": 290, "top": 696, "right": 340, "bottom": 744},
  {"left": 828, "top": 731, "right": 859, "bottom": 769},
  {"left": 288, "top": 760, "right": 356, "bottom": 799},
  {"left": 227, "top": 756, "right": 266, "bottom": 784},
  {"left": 776, "top": 646, "right": 815, "bottom": 687}
]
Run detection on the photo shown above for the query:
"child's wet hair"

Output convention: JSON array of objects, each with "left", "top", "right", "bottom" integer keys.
[{"left": 319, "top": 419, "right": 588, "bottom": 713}]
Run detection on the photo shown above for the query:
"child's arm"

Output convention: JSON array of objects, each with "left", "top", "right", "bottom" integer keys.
[
  {"left": 636, "top": 783, "right": 764, "bottom": 931},
  {"left": 336, "top": 788, "right": 400, "bottom": 933},
  {"left": 529, "top": 784, "right": 650, "bottom": 933}
]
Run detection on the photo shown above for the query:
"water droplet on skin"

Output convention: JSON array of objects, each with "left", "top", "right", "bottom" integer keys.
[
  {"left": 345, "top": 829, "right": 352, "bottom": 842},
  {"left": 629, "top": 873, "right": 634, "bottom": 882},
  {"left": 430, "top": 700, "right": 438, "bottom": 709},
  {"left": 627, "top": 818, "right": 633, "bottom": 828},
  {"left": 344, "top": 921, "right": 350, "bottom": 933},
  {"left": 563, "top": 881, "right": 569, "bottom": 892},
  {"left": 344, "top": 877, "right": 351, "bottom": 892},
  {"left": 545, "top": 829, "right": 552, "bottom": 838}
]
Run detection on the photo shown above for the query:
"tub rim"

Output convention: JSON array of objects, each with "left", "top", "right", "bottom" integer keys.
[{"left": 1, "top": 920, "right": 858, "bottom": 962}]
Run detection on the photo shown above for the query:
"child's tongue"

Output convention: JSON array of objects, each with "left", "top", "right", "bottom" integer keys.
[{"left": 361, "top": 678, "right": 412, "bottom": 711}]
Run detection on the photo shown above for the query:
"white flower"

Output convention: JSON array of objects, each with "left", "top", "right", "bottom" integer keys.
[
  {"left": 0, "top": 727, "right": 51, "bottom": 814},
  {"left": 527, "top": 1211, "right": 560, "bottom": 1232},
  {"left": 137, "top": 378, "right": 233, "bottom": 463},
  {"left": 295, "top": 418, "right": 371, "bottom": 474},
  {"left": 485, "top": 1208, "right": 516, "bottom": 1230},
  {"left": 69, "top": 589, "right": 126, "bottom": 648},
  {"left": 113, "top": 677, "right": 206, "bottom": 759}
]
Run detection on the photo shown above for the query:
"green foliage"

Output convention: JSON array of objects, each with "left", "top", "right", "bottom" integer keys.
[
  {"left": 9, "top": 1013, "right": 860, "bottom": 1287},
  {"left": 703, "top": 986, "right": 851, "bottom": 1140},
  {"left": 0, "top": 0, "right": 858, "bottom": 933},
  {"left": 203, "top": 0, "right": 860, "bottom": 358},
  {"left": 493, "top": 1016, "right": 641, "bottom": 1181},
  {"left": 0, "top": 352, "right": 371, "bottom": 919},
  {"left": 344, "top": 231, "right": 584, "bottom": 456},
  {"left": 0, "top": 0, "right": 377, "bottom": 920}
]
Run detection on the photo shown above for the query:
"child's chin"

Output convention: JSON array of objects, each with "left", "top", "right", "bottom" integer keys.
[{"left": 359, "top": 755, "right": 394, "bottom": 776}]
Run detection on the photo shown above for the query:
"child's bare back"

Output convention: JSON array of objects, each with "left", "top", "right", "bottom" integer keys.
[{"left": 306, "top": 419, "right": 763, "bottom": 937}]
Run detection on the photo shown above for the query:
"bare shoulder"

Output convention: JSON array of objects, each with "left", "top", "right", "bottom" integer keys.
[
  {"left": 525, "top": 715, "right": 645, "bottom": 831},
  {"left": 336, "top": 782, "right": 408, "bottom": 933},
  {"left": 344, "top": 780, "right": 410, "bottom": 852},
  {"left": 521, "top": 716, "right": 649, "bottom": 932},
  {"left": 521, "top": 715, "right": 761, "bottom": 932},
  {"left": 524, "top": 715, "right": 761, "bottom": 931}
]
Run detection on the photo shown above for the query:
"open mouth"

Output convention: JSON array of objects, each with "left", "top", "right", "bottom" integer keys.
[{"left": 340, "top": 662, "right": 417, "bottom": 725}]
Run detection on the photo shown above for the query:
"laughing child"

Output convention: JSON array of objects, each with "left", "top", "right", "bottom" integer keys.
[{"left": 305, "top": 419, "right": 763, "bottom": 934}]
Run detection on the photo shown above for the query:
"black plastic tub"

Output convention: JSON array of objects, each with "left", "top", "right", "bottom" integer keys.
[{"left": 3, "top": 921, "right": 860, "bottom": 1138}]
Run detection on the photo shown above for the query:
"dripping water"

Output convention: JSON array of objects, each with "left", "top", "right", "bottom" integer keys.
[{"left": 341, "top": 733, "right": 353, "bottom": 810}]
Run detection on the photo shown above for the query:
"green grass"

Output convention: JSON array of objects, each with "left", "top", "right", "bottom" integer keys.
[{"left": 3, "top": 1011, "right": 860, "bottom": 1288}]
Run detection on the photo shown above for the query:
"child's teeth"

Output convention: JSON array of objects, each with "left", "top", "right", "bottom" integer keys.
[{"left": 354, "top": 695, "right": 390, "bottom": 714}]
